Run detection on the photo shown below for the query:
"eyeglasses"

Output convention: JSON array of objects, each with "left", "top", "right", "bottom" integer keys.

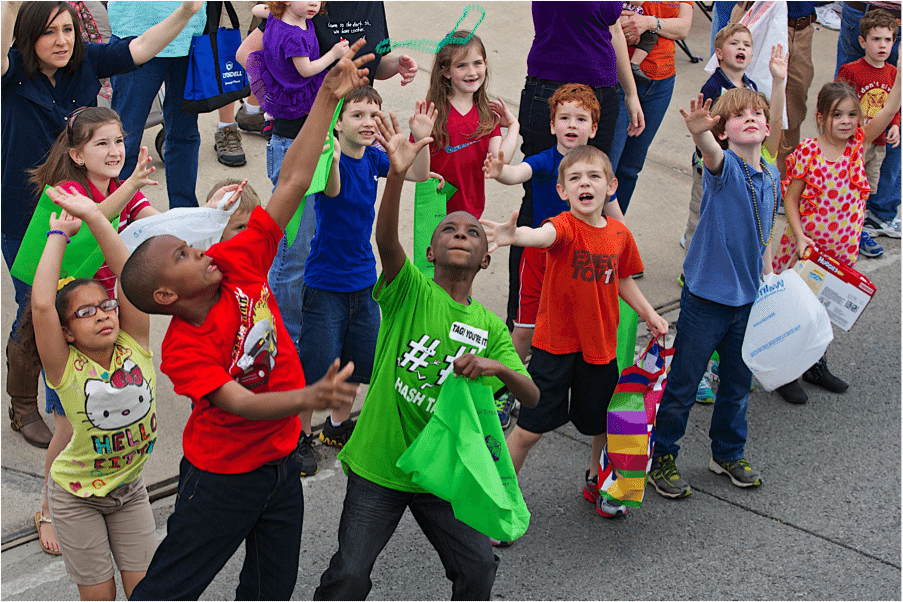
[
  {"left": 66, "top": 106, "right": 89, "bottom": 147},
  {"left": 71, "top": 298, "right": 119, "bottom": 320}
]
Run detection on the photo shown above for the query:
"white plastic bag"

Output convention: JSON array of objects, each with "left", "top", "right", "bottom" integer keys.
[
  {"left": 742, "top": 270, "right": 833, "bottom": 391},
  {"left": 705, "top": 0, "right": 788, "bottom": 129},
  {"left": 119, "top": 191, "right": 240, "bottom": 253}
]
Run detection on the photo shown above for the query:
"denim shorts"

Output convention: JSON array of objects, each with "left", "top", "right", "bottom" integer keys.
[{"left": 297, "top": 285, "right": 380, "bottom": 384}]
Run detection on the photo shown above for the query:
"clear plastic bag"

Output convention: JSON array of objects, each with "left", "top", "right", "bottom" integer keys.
[
  {"left": 742, "top": 270, "right": 834, "bottom": 390},
  {"left": 118, "top": 192, "right": 241, "bottom": 253}
]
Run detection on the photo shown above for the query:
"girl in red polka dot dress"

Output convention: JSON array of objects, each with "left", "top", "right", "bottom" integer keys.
[{"left": 771, "top": 73, "right": 900, "bottom": 404}]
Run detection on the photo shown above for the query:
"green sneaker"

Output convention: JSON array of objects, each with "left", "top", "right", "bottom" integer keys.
[
  {"left": 647, "top": 454, "right": 691, "bottom": 498},
  {"left": 709, "top": 457, "right": 763, "bottom": 488}
]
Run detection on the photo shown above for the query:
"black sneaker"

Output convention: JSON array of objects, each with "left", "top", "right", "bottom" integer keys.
[
  {"left": 647, "top": 454, "right": 691, "bottom": 498},
  {"left": 709, "top": 457, "right": 763, "bottom": 488},
  {"left": 320, "top": 418, "right": 355, "bottom": 448},
  {"left": 775, "top": 379, "right": 808, "bottom": 404},
  {"left": 298, "top": 434, "right": 319, "bottom": 477},
  {"left": 802, "top": 357, "right": 848, "bottom": 393}
]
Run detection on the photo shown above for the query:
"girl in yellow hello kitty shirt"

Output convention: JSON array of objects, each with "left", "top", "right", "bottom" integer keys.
[{"left": 25, "top": 188, "right": 158, "bottom": 601}]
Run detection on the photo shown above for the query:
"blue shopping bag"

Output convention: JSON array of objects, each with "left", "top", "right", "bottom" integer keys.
[{"left": 183, "top": 2, "right": 249, "bottom": 113}]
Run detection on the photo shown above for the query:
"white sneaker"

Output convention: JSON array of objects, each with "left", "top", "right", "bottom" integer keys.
[
  {"left": 815, "top": 5, "right": 841, "bottom": 30},
  {"left": 864, "top": 210, "right": 902, "bottom": 238}
]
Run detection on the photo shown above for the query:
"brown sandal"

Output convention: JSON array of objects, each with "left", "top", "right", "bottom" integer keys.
[{"left": 34, "top": 511, "right": 61, "bottom": 556}]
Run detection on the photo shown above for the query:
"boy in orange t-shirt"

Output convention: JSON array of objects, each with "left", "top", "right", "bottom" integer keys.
[{"left": 481, "top": 145, "right": 668, "bottom": 525}]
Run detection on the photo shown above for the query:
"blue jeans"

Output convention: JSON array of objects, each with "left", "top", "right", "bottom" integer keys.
[
  {"left": 653, "top": 286, "right": 753, "bottom": 463},
  {"left": 111, "top": 47, "right": 200, "bottom": 210},
  {"left": 2, "top": 234, "right": 62, "bottom": 410},
  {"left": 314, "top": 470, "right": 499, "bottom": 600},
  {"left": 130, "top": 454, "right": 304, "bottom": 600},
  {"left": 835, "top": 2, "right": 901, "bottom": 222},
  {"left": 297, "top": 285, "right": 379, "bottom": 384},
  {"left": 608, "top": 75, "right": 676, "bottom": 214},
  {"left": 266, "top": 134, "right": 318, "bottom": 345}
]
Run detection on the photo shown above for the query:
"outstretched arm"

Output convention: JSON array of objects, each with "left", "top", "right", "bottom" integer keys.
[
  {"left": 479, "top": 211, "right": 556, "bottom": 253},
  {"left": 129, "top": 2, "right": 204, "bottom": 66},
  {"left": 406, "top": 100, "right": 438, "bottom": 182},
  {"left": 1, "top": 1, "right": 20, "bottom": 78},
  {"left": 208, "top": 359, "right": 358, "bottom": 420},
  {"left": 483, "top": 151, "right": 534, "bottom": 185},
  {"left": 680, "top": 94, "right": 724, "bottom": 174},
  {"left": 267, "top": 38, "right": 374, "bottom": 230},
  {"left": 32, "top": 211, "right": 81, "bottom": 386},
  {"left": 47, "top": 187, "right": 150, "bottom": 349},
  {"left": 489, "top": 98, "right": 520, "bottom": 163},
  {"left": 374, "top": 54, "right": 418, "bottom": 85},
  {"left": 373, "top": 111, "right": 433, "bottom": 284},
  {"left": 764, "top": 44, "right": 788, "bottom": 159}
]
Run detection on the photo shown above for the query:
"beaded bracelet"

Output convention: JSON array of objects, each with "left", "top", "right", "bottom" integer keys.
[{"left": 47, "top": 230, "right": 71, "bottom": 244}]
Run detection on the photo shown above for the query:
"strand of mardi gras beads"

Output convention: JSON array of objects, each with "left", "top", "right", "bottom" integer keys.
[{"left": 374, "top": 5, "right": 486, "bottom": 55}]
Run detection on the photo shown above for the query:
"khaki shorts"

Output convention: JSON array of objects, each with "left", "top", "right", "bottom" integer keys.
[{"left": 47, "top": 476, "right": 156, "bottom": 586}]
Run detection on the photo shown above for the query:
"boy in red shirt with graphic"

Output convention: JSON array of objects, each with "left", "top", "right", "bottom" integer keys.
[
  {"left": 836, "top": 8, "right": 901, "bottom": 250},
  {"left": 115, "top": 42, "right": 372, "bottom": 601},
  {"left": 481, "top": 145, "right": 668, "bottom": 525}
]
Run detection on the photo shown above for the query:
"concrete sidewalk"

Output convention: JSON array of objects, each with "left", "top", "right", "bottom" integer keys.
[{"left": 1, "top": 3, "right": 899, "bottom": 599}]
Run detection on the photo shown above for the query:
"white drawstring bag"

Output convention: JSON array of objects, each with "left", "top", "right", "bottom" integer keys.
[
  {"left": 742, "top": 270, "right": 833, "bottom": 390},
  {"left": 119, "top": 191, "right": 241, "bottom": 253}
]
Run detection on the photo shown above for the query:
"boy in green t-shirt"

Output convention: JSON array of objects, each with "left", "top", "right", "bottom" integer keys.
[{"left": 314, "top": 109, "right": 540, "bottom": 600}]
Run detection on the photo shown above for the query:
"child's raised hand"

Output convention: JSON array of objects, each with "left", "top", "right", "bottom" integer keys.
[
  {"left": 321, "top": 38, "right": 374, "bottom": 100},
  {"left": 396, "top": 54, "right": 418, "bottom": 86},
  {"left": 332, "top": 136, "right": 342, "bottom": 160},
  {"left": 679, "top": 94, "right": 719, "bottom": 136},
  {"left": 482, "top": 150, "right": 505, "bottom": 180},
  {"left": 490, "top": 98, "right": 517, "bottom": 128},
  {"left": 48, "top": 208, "right": 82, "bottom": 239},
  {"left": 204, "top": 178, "right": 248, "bottom": 210},
  {"left": 408, "top": 100, "right": 437, "bottom": 141},
  {"left": 124, "top": 146, "right": 157, "bottom": 190},
  {"left": 478, "top": 211, "right": 519, "bottom": 253},
  {"left": 47, "top": 186, "right": 101, "bottom": 222},
  {"left": 374, "top": 110, "right": 432, "bottom": 175},
  {"left": 769, "top": 44, "right": 788, "bottom": 82},
  {"left": 329, "top": 38, "right": 351, "bottom": 60}
]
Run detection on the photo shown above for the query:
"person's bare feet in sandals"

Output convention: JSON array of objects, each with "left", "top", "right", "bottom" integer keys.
[{"left": 34, "top": 510, "right": 61, "bottom": 556}]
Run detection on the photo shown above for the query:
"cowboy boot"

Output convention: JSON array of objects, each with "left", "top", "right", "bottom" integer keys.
[{"left": 6, "top": 336, "right": 52, "bottom": 448}]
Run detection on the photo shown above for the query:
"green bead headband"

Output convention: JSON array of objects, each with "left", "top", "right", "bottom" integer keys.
[{"left": 374, "top": 4, "right": 486, "bottom": 55}]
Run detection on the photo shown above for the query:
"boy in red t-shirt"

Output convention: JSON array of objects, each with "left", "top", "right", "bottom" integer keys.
[
  {"left": 836, "top": 8, "right": 901, "bottom": 247},
  {"left": 116, "top": 42, "right": 371, "bottom": 601},
  {"left": 481, "top": 145, "right": 668, "bottom": 523}
]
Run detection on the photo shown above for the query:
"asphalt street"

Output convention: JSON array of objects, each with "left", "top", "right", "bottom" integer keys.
[{"left": 1, "top": 2, "right": 900, "bottom": 600}]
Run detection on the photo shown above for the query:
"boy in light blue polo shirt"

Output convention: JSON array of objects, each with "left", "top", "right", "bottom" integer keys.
[
  {"left": 648, "top": 88, "right": 778, "bottom": 499},
  {"left": 293, "top": 86, "right": 434, "bottom": 475}
]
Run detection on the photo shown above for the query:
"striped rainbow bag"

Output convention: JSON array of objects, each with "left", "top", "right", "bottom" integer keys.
[{"left": 598, "top": 338, "right": 673, "bottom": 508}]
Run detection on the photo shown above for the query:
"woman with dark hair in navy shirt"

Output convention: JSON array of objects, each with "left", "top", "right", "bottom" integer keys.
[{"left": 0, "top": 0, "right": 202, "bottom": 448}]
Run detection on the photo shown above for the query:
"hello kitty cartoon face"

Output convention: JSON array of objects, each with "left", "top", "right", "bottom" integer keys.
[{"left": 82, "top": 359, "right": 153, "bottom": 431}]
